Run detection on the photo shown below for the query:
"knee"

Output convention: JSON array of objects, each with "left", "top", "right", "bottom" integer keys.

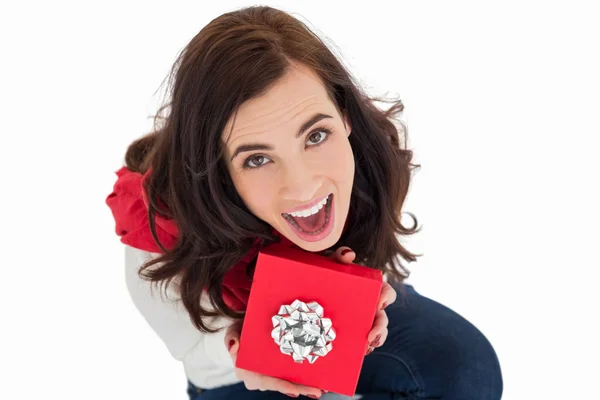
[{"left": 446, "top": 326, "right": 503, "bottom": 399}]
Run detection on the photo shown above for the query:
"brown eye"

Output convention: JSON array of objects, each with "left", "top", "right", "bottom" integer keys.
[
  {"left": 244, "top": 154, "right": 270, "bottom": 169},
  {"left": 307, "top": 129, "right": 330, "bottom": 146}
]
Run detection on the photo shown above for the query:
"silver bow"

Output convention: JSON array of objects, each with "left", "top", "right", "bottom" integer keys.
[{"left": 271, "top": 299, "right": 336, "bottom": 364}]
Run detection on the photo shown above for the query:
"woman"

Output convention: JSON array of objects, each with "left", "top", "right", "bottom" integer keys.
[{"left": 107, "top": 5, "right": 503, "bottom": 399}]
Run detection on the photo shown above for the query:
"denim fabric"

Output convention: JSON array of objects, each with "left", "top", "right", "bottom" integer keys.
[{"left": 187, "top": 284, "right": 503, "bottom": 399}]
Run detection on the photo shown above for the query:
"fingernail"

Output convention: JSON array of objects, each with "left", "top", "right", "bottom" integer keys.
[
  {"left": 340, "top": 249, "right": 352, "bottom": 256},
  {"left": 286, "top": 394, "right": 299, "bottom": 398},
  {"left": 227, "top": 339, "right": 235, "bottom": 351},
  {"left": 366, "top": 347, "right": 374, "bottom": 355},
  {"left": 370, "top": 334, "right": 381, "bottom": 347}
]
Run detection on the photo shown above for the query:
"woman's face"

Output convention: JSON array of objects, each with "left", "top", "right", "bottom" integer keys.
[{"left": 222, "top": 63, "right": 354, "bottom": 252}]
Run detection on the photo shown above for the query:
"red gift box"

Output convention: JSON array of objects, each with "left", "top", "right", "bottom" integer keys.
[{"left": 236, "top": 244, "right": 383, "bottom": 396}]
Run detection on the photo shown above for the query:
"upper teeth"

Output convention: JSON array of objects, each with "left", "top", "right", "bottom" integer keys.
[{"left": 286, "top": 196, "right": 329, "bottom": 218}]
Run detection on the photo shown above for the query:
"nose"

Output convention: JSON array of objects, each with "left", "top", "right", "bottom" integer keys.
[{"left": 279, "top": 159, "right": 321, "bottom": 203}]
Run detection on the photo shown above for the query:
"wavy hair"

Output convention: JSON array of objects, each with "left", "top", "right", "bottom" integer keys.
[{"left": 125, "top": 5, "right": 422, "bottom": 333}]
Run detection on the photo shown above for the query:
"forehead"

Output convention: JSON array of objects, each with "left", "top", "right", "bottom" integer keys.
[{"left": 223, "top": 64, "right": 336, "bottom": 144}]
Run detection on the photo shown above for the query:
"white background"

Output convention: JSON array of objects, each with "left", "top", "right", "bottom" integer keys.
[{"left": 1, "top": 1, "right": 598, "bottom": 399}]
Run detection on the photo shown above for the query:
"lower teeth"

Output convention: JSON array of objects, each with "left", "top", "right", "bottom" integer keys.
[{"left": 284, "top": 195, "right": 332, "bottom": 235}]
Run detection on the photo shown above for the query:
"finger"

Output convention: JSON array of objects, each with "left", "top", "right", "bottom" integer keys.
[
  {"left": 294, "top": 383, "right": 325, "bottom": 398},
  {"left": 372, "top": 327, "right": 388, "bottom": 348},
  {"left": 257, "top": 374, "right": 322, "bottom": 398},
  {"left": 234, "top": 344, "right": 324, "bottom": 397},
  {"left": 228, "top": 337, "right": 240, "bottom": 360},
  {"left": 378, "top": 281, "right": 397, "bottom": 310},
  {"left": 330, "top": 246, "right": 356, "bottom": 264},
  {"left": 224, "top": 321, "right": 243, "bottom": 353},
  {"left": 367, "top": 309, "right": 389, "bottom": 344},
  {"left": 365, "top": 327, "right": 388, "bottom": 355},
  {"left": 257, "top": 374, "right": 302, "bottom": 396},
  {"left": 236, "top": 361, "right": 324, "bottom": 397},
  {"left": 225, "top": 329, "right": 240, "bottom": 349}
]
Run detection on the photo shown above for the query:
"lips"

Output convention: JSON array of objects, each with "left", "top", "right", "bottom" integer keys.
[
  {"left": 282, "top": 194, "right": 333, "bottom": 234},
  {"left": 282, "top": 194, "right": 330, "bottom": 216}
]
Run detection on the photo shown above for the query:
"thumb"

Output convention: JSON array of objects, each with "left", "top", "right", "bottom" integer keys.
[{"left": 331, "top": 246, "right": 356, "bottom": 264}]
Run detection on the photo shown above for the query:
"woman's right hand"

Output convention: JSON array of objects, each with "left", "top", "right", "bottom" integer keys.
[{"left": 224, "top": 319, "right": 325, "bottom": 398}]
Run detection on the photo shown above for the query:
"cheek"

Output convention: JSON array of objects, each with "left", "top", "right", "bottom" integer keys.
[
  {"left": 232, "top": 174, "right": 277, "bottom": 219},
  {"left": 320, "top": 140, "right": 354, "bottom": 184}
]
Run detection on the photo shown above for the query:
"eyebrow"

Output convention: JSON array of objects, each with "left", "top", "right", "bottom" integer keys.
[{"left": 229, "top": 112, "right": 333, "bottom": 162}]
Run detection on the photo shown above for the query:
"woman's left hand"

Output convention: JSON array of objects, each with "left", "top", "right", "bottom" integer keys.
[{"left": 329, "top": 246, "right": 397, "bottom": 355}]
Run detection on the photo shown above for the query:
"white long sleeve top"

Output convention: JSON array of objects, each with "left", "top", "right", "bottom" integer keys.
[{"left": 124, "top": 245, "right": 241, "bottom": 389}]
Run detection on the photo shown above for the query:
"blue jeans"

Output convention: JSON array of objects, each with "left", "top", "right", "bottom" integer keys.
[{"left": 187, "top": 284, "right": 503, "bottom": 399}]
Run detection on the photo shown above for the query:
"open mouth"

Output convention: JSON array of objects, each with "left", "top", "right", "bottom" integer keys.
[{"left": 281, "top": 194, "right": 333, "bottom": 235}]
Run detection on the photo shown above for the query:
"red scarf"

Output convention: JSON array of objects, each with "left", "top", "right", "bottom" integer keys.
[{"left": 106, "top": 166, "right": 308, "bottom": 311}]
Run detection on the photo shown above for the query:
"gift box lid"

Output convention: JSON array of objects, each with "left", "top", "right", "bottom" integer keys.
[{"left": 262, "top": 244, "right": 383, "bottom": 281}]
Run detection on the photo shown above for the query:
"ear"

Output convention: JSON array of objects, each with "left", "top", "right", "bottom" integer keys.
[{"left": 343, "top": 113, "right": 352, "bottom": 137}]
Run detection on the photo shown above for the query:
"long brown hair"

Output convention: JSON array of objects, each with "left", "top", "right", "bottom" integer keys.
[{"left": 125, "top": 5, "right": 422, "bottom": 333}]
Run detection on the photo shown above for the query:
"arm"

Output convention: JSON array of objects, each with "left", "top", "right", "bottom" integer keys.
[{"left": 123, "top": 245, "right": 233, "bottom": 368}]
